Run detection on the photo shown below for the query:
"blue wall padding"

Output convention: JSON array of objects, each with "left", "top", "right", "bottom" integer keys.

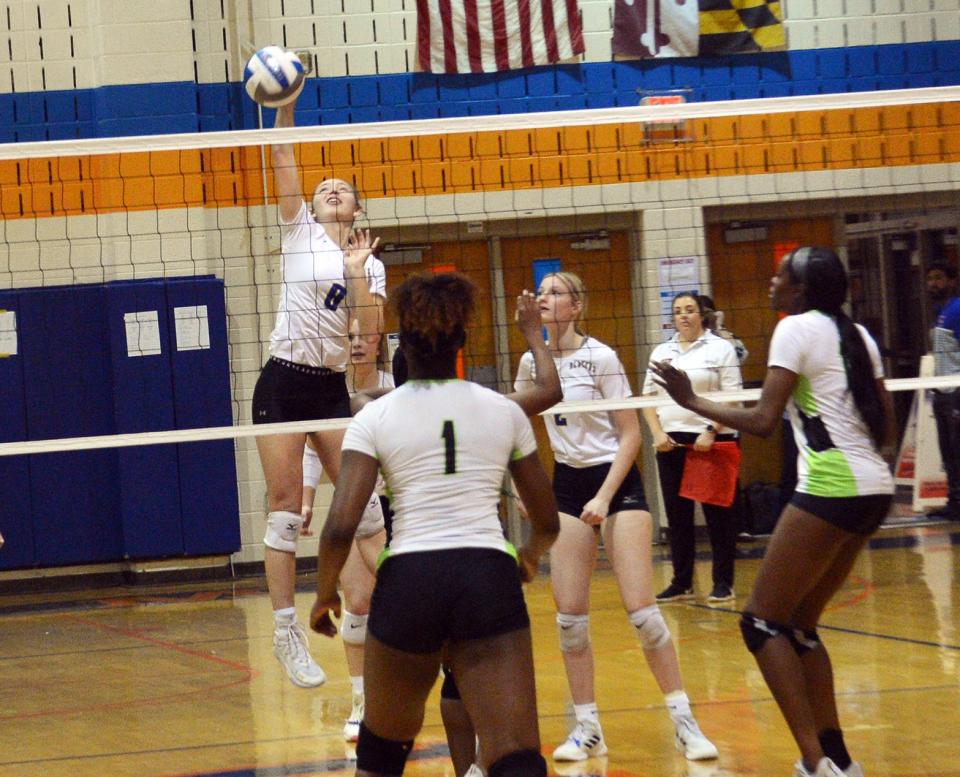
[
  {"left": 165, "top": 278, "right": 240, "bottom": 556},
  {"left": 0, "top": 290, "right": 36, "bottom": 570},
  {"left": 105, "top": 280, "right": 184, "bottom": 559},
  {"left": 1, "top": 41, "right": 959, "bottom": 140},
  {"left": 19, "top": 284, "right": 123, "bottom": 565}
]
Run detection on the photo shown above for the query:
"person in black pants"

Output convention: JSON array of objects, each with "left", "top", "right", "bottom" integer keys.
[
  {"left": 643, "top": 292, "right": 743, "bottom": 604},
  {"left": 927, "top": 261, "right": 960, "bottom": 521}
]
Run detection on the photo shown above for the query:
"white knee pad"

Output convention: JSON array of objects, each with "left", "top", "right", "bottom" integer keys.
[
  {"left": 264, "top": 511, "right": 303, "bottom": 553},
  {"left": 340, "top": 610, "right": 368, "bottom": 645},
  {"left": 355, "top": 493, "right": 385, "bottom": 539},
  {"left": 629, "top": 604, "right": 671, "bottom": 650},
  {"left": 557, "top": 613, "right": 590, "bottom": 652}
]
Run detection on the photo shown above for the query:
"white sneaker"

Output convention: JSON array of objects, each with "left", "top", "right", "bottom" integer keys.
[
  {"left": 794, "top": 759, "right": 847, "bottom": 777},
  {"left": 273, "top": 621, "right": 326, "bottom": 688},
  {"left": 674, "top": 716, "right": 719, "bottom": 761},
  {"left": 552, "top": 720, "right": 607, "bottom": 761},
  {"left": 815, "top": 759, "right": 847, "bottom": 777},
  {"left": 464, "top": 764, "right": 484, "bottom": 777},
  {"left": 343, "top": 691, "right": 364, "bottom": 741}
]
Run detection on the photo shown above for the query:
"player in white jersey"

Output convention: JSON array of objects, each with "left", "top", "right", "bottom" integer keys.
[
  {"left": 652, "top": 247, "right": 895, "bottom": 777},
  {"left": 252, "top": 94, "right": 386, "bottom": 691},
  {"left": 301, "top": 316, "right": 396, "bottom": 740},
  {"left": 310, "top": 273, "right": 560, "bottom": 777},
  {"left": 515, "top": 272, "right": 718, "bottom": 764}
]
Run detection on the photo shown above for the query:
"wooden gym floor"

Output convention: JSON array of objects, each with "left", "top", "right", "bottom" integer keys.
[{"left": 0, "top": 524, "right": 958, "bottom": 777}]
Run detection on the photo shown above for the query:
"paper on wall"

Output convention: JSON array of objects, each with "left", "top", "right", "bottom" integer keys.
[
  {"left": 124, "top": 310, "right": 162, "bottom": 357},
  {"left": 174, "top": 305, "right": 210, "bottom": 351}
]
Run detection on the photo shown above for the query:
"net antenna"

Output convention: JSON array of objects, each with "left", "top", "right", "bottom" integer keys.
[{"left": 638, "top": 88, "right": 694, "bottom": 145}]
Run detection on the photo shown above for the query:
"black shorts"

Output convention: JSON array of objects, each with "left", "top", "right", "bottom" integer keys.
[
  {"left": 368, "top": 548, "right": 530, "bottom": 654},
  {"left": 552, "top": 461, "right": 649, "bottom": 517},
  {"left": 791, "top": 492, "right": 893, "bottom": 535},
  {"left": 252, "top": 356, "right": 351, "bottom": 424}
]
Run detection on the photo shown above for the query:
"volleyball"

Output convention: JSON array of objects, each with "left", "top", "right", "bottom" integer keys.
[{"left": 243, "top": 46, "right": 305, "bottom": 108}]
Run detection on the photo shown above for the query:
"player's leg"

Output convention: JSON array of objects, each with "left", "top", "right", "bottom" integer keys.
[
  {"left": 549, "top": 513, "right": 604, "bottom": 760},
  {"left": 439, "top": 664, "right": 479, "bottom": 777},
  {"left": 603, "top": 508, "right": 717, "bottom": 761},
  {"left": 339, "top": 538, "right": 376, "bottom": 741}
]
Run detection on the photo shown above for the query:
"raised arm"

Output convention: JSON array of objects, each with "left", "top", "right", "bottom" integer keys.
[
  {"left": 271, "top": 101, "right": 304, "bottom": 223},
  {"left": 651, "top": 361, "right": 796, "bottom": 438},
  {"left": 505, "top": 291, "right": 562, "bottom": 416},
  {"left": 343, "top": 237, "right": 384, "bottom": 346}
]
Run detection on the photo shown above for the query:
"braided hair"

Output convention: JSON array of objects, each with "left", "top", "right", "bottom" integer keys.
[{"left": 785, "top": 246, "right": 886, "bottom": 448}]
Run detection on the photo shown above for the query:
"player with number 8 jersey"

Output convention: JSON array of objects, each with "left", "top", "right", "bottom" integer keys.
[{"left": 252, "top": 93, "right": 386, "bottom": 693}]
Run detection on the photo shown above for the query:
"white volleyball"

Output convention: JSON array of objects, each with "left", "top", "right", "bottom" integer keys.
[{"left": 243, "top": 46, "right": 305, "bottom": 108}]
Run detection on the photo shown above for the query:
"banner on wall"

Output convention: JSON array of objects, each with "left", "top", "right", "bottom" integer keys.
[
  {"left": 657, "top": 255, "right": 699, "bottom": 336},
  {"left": 613, "top": 0, "right": 785, "bottom": 60},
  {"left": 416, "top": 0, "right": 585, "bottom": 74}
]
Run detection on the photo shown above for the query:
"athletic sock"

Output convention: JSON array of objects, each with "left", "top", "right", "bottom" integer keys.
[
  {"left": 819, "top": 728, "right": 852, "bottom": 771},
  {"left": 664, "top": 690, "right": 692, "bottom": 723},
  {"left": 573, "top": 702, "right": 599, "bottom": 724},
  {"left": 273, "top": 607, "right": 297, "bottom": 628},
  {"left": 351, "top": 676, "right": 364, "bottom": 696}
]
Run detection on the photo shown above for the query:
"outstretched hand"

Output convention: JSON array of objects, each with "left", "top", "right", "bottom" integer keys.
[
  {"left": 515, "top": 290, "right": 543, "bottom": 343},
  {"left": 344, "top": 228, "right": 380, "bottom": 269},
  {"left": 650, "top": 360, "right": 696, "bottom": 407}
]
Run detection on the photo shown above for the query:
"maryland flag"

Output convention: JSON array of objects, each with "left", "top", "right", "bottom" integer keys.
[
  {"left": 612, "top": 0, "right": 785, "bottom": 59},
  {"left": 699, "top": 0, "right": 785, "bottom": 55}
]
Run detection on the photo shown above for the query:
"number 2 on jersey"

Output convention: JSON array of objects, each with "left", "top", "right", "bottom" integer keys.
[{"left": 441, "top": 420, "right": 456, "bottom": 474}]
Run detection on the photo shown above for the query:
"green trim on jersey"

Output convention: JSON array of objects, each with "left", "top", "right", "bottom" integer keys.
[
  {"left": 803, "top": 448, "right": 859, "bottom": 497},
  {"left": 376, "top": 546, "right": 391, "bottom": 570},
  {"left": 503, "top": 540, "right": 519, "bottom": 561},
  {"left": 793, "top": 375, "right": 818, "bottom": 416},
  {"left": 376, "top": 540, "right": 519, "bottom": 569},
  {"left": 510, "top": 448, "right": 527, "bottom": 461}
]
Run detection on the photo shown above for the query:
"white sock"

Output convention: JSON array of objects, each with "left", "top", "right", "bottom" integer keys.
[
  {"left": 665, "top": 690, "right": 692, "bottom": 722},
  {"left": 351, "top": 676, "right": 364, "bottom": 696},
  {"left": 273, "top": 607, "right": 297, "bottom": 628},
  {"left": 573, "top": 702, "right": 600, "bottom": 725}
]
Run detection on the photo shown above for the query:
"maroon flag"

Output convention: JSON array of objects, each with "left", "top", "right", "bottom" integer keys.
[{"left": 417, "top": 0, "right": 585, "bottom": 74}]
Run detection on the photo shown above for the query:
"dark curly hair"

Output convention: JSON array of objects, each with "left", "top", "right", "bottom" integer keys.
[
  {"left": 392, "top": 272, "right": 476, "bottom": 365},
  {"left": 785, "top": 246, "right": 886, "bottom": 449}
]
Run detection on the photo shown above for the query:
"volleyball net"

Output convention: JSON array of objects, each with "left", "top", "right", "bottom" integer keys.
[{"left": 1, "top": 86, "right": 960, "bottom": 565}]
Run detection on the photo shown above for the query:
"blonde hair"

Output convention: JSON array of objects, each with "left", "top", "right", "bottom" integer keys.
[{"left": 542, "top": 271, "right": 587, "bottom": 335}]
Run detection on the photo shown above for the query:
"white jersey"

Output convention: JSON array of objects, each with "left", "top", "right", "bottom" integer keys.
[
  {"left": 768, "top": 311, "right": 893, "bottom": 498},
  {"left": 269, "top": 202, "right": 386, "bottom": 369},
  {"left": 514, "top": 336, "right": 631, "bottom": 467},
  {"left": 643, "top": 331, "right": 742, "bottom": 433},
  {"left": 343, "top": 380, "right": 537, "bottom": 555}
]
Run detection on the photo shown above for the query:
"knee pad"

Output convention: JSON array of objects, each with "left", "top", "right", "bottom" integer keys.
[
  {"left": 556, "top": 613, "right": 590, "bottom": 653},
  {"left": 628, "top": 604, "right": 671, "bottom": 650},
  {"left": 440, "top": 665, "right": 461, "bottom": 700},
  {"left": 791, "top": 627, "right": 821, "bottom": 656},
  {"left": 356, "top": 492, "right": 386, "bottom": 539},
  {"left": 264, "top": 511, "right": 303, "bottom": 553},
  {"left": 340, "top": 610, "right": 368, "bottom": 646},
  {"left": 739, "top": 611, "right": 793, "bottom": 654},
  {"left": 488, "top": 748, "right": 547, "bottom": 777},
  {"left": 356, "top": 721, "right": 414, "bottom": 777}
]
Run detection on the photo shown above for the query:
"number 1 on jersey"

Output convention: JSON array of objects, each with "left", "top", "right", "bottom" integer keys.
[{"left": 441, "top": 420, "right": 456, "bottom": 474}]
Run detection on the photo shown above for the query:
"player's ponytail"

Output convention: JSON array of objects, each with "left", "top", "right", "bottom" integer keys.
[{"left": 787, "top": 247, "right": 886, "bottom": 448}]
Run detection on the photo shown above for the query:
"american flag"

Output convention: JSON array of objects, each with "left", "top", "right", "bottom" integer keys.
[{"left": 417, "top": 0, "right": 585, "bottom": 74}]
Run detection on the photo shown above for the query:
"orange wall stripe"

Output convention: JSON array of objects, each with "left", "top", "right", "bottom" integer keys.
[{"left": 0, "top": 102, "right": 958, "bottom": 221}]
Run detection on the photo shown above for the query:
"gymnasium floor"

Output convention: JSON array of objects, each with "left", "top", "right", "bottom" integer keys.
[{"left": 1, "top": 524, "right": 958, "bottom": 777}]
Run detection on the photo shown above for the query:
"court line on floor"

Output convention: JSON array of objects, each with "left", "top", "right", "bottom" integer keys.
[{"left": 0, "top": 613, "right": 257, "bottom": 722}]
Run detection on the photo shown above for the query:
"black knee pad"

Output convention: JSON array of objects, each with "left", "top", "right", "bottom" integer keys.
[
  {"left": 488, "top": 749, "right": 547, "bottom": 777},
  {"left": 356, "top": 721, "right": 414, "bottom": 776},
  {"left": 440, "top": 665, "right": 461, "bottom": 700},
  {"left": 739, "top": 611, "right": 793, "bottom": 654},
  {"left": 790, "top": 627, "right": 821, "bottom": 656}
]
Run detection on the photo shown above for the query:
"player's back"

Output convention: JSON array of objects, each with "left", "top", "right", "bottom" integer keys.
[{"left": 344, "top": 380, "right": 536, "bottom": 555}]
